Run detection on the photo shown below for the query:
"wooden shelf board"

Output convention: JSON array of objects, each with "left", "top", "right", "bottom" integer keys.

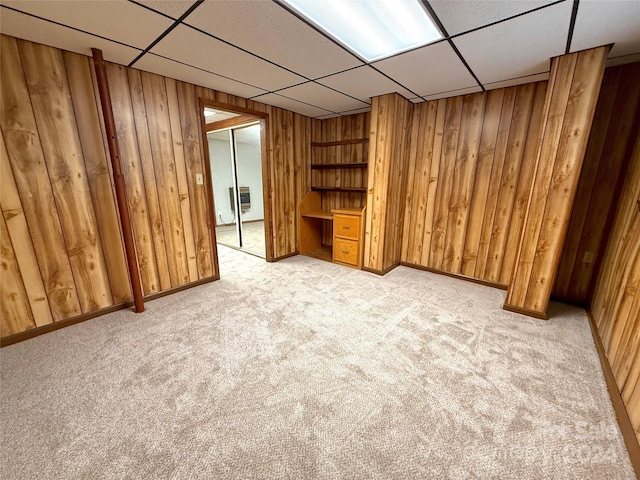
[
  {"left": 301, "top": 210, "right": 333, "bottom": 220},
  {"left": 311, "top": 187, "right": 367, "bottom": 193},
  {"left": 311, "top": 162, "right": 368, "bottom": 169},
  {"left": 302, "top": 246, "right": 332, "bottom": 262},
  {"left": 311, "top": 138, "right": 369, "bottom": 147}
]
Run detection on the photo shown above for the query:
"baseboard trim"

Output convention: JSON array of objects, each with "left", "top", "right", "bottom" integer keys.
[
  {"left": 399, "top": 262, "right": 508, "bottom": 290},
  {"left": 1, "top": 276, "right": 217, "bottom": 348},
  {"left": 362, "top": 263, "right": 398, "bottom": 276},
  {"left": 586, "top": 309, "right": 640, "bottom": 477},
  {"left": 502, "top": 303, "right": 549, "bottom": 320}
]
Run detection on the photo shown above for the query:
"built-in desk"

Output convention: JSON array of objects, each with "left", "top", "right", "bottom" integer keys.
[{"left": 298, "top": 192, "right": 365, "bottom": 269}]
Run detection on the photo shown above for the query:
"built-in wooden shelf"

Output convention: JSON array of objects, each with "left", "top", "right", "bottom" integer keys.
[
  {"left": 311, "top": 138, "right": 369, "bottom": 147},
  {"left": 301, "top": 210, "right": 333, "bottom": 220},
  {"left": 311, "top": 186, "right": 367, "bottom": 193},
  {"left": 303, "top": 246, "right": 333, "bottom": 262},
  {"left": 311, "top": 162, "right": 368, "bottom": 170}
]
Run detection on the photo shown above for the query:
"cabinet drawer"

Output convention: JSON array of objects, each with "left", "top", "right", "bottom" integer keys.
[
  {"left": 333, "top": 238, "right": 359, "bottom": 266},
  {"left": 334, "top": 214, "right": 359, "bottom": 240}
]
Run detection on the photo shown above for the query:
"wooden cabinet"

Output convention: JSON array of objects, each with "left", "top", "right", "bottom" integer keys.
[
  {"left": 332, "top": 209, "right": 364, "bottom": 269},
  {"left": 298, "top": 192, "right": 365, "bottom": 269}
]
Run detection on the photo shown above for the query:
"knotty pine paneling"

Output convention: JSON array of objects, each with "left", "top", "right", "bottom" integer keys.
[
  {"left": 505, "top": 46, "right": 609, "bottom": 317},
  {"left": 554, "top": 62, "right": 640, "bottom": 303},
  {"left": 0, "top": 34, "right": 311, "bottom": 339},
  {"left": 401, "top": 82, "right": 547, "bottom": 286},
  {"left": 591, "top": 133, "right": 640, "bottom": 443},
  {"left": 365, "top": 94, "right": 412, "bottom": 273},
  {"left": 311, "top": 113, "right": 370, "bottom": 245}
]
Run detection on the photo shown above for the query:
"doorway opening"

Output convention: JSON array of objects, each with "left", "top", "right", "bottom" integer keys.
[{"left": 201, "top": 103, "right": 270, "bottom": 260}]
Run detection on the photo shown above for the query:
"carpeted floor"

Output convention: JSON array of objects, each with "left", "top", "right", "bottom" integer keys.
[{"left": 0, "top": 245, "right": 635, "bottom": 479}]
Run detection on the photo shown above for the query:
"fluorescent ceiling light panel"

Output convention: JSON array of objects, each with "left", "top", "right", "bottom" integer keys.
[{"left": 282, "top": 0, "right": 442, "bottom": 62}]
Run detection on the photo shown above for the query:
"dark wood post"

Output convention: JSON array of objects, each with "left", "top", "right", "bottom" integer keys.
[{"left": 91, "top": 48, "right": 144, "bottom": 313}]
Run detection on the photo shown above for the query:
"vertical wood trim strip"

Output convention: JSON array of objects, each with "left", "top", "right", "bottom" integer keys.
[{"left": 92, "top": 48, "right": 144, "bottom": 313}]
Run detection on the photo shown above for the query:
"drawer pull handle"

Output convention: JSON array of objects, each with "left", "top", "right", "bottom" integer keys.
[
  {"left": 342, "top": 250, "right": 349, "bottom": 255},
  {"left": 342, "top": 226, "right": 350, "bottom": 230}
]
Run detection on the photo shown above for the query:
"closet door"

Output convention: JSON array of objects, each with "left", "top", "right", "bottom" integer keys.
[
  {"left": 234, "top": 124, "right": 265, "bottom": 257},
  {"left": 208, "top": 129, "right": 240, "bottom": 249}
]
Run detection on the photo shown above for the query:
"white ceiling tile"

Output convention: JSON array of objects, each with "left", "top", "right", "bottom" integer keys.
[
  {"left": 424, "top": 85, "right": 483, "bottom": 101},
  {"left": 484, "top": 72, "right": 550, "bottom": 91},
  {"left": 135, "top": 0, "right": 194, "bottom": 19},
  {"left": 134, "top": 54, "right": 267, "bottom": 99},
  {"left": 2, "top": 0, "right": 172, "bottom": 49},
  {"left": 250, "top": 93, "right": 331, "bottom": 118},
  {"left": 339, "top": 107, "right": 371, "bottom": 115},
  {"left": 409, "top": 98, "right": 425, "bottom": 104},
  {"left": 317, "top": 66, "right": 414, "bottom": 102},
  {"left": 183, "top": 1, "right": 362, "bottom": 79},
  {"left": 571, "top": 0, "right": 640, "bottom": 58},
  {"left": 316, "top": 113, "right": 342, "bottom": 120},
  {"left": 453, "top": 1, "right": 572, "bottom": 85},
  {"left": 276, "top": 82, "right": 368, "bottom": 113},
  {"left": 0, "top": 8, "right": 140, "bottom": 65},
  {"left": 430, "top": 0, "right": 557, "bottom": 36},
  {"left": 374, "top": 41, "right": 477, "bottom": 97},
  {"left": 149, "top": 25, "right": 305, "bottom": 91}
]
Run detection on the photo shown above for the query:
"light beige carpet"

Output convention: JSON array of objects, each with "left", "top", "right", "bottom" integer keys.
[{"left": 0, "top": 245, "right": 635, "bottom": 479}]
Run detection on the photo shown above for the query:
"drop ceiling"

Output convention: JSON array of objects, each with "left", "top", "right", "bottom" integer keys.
[{"left": 1, "top": 0, "right": 639, "bottom": 119}]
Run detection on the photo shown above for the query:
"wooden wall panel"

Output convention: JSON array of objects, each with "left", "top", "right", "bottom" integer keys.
[
  {"left": 554, "top": 62, "right": 640, "bottom": 303},
  {"left": 591, "top": 133, "right": 640, "bottom": 443},
  {"left": 365, "top": 93, "right": 412, "bottom": 273},
  {"left": 19, "top": 40, "right": 113, "bottom": 313},
  {"left": 1, "top": 132, "right": 53, "bottom": 327},
  {"left": 443, "top": 93, "right": 486, "bottom": 273},
  {"left": 0, "top": 214, "right": 36, "bottom": 337},
  {"left": 140, "top": 71, "right": 191, "bottom": 286},
  {"left": 176, "top": 81, "right": 215, "bottom": 278},
  {"left": 63, "top": 52, "right": 131, "bottom": 305},
  {"left": 1, "top": 34, "right": 310, "bottom": 339},
  {"left": 505, "top": 46, "right": 608, "bottom": 317},
  {"left": 400, "top": 83, "right": 546, "bottom": 286},
  {"left": 108, "top": 65, "right": 163, "bottom": 295},
  {"left": 1, "top": 36, "right": 82, "bottom": 324}
]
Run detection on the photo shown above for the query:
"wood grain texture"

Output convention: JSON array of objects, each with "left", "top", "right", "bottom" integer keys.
[
  {"left": 63, "top": 52, "right": 131, "bottom": 305},
  {"left": 365, "top": 94, "right": 412, "bottom": 272},
  {"left": 141, "top": 71, "right": 190, "bottom": 287},
  {"left": 0, "top": 35, "right": 81, "bottom": 321},
  {"left": 107, "top": 64, "right": 162, "bottom": 294},
  {"left": 400, "top": 83, "right": 546, "bottom": 286},
  {"left": 505, "top": 46, "right": 609, "bottom": 316},
  {"left": 19, "top": 40, "right": 113, "bottom": 313},
  {"left": 165, "top": 77, "right": 198, "bottom": 283},
  {"left": 443, "top": 92, "right": 485, "bottom": 273},
  {"left": 1, "top": 34, "right": 311, "bottom": 339},
  {"left": 0, "top": 214, "right": 35, "bottom": 337},
  {"left": 591, "top": 132, "right": 640, "bottom": 444},
  {"left": 0, "top": 131, "right": 53, "bottom": 327},
  {"left": 177, "top": 82, "right": 214, "bottom": 277},
  {"left": 554, "top": 62, "right": 640, "bottom": 303}
]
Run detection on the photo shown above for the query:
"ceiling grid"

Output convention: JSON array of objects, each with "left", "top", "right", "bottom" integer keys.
[{"left": 1, "top": 0, "right": 638, "bottom": 118}]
